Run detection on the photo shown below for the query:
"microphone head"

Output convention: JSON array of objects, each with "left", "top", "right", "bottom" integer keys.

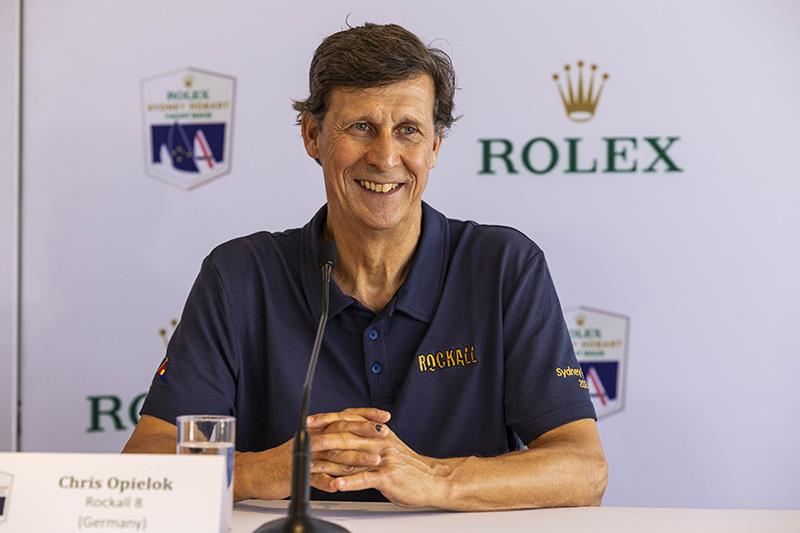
[{"left": 318, "top": 240, "right": 338, "bottom": 268}]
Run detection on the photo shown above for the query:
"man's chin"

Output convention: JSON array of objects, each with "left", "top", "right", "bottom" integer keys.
[
  {"left": 328, "top": 196, "right": 421, "bottom": 235},
  {"left": 353, "top": 207, "right": 414, "bottom": 233}
]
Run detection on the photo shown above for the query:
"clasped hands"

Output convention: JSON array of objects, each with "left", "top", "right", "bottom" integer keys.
[{"left": 260, "top": 407, "right": 451, "bottom": 507}]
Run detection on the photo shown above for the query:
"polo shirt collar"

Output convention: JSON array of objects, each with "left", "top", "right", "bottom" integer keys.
[
  {"left": 301, "top": 205, "right": 354, "bottom": 320},
  {"left": 392, "top": 202, "right": 447, "bottom": 322},
  {"left": 300, "top": 202, "right": 448, "bottom": 323}
]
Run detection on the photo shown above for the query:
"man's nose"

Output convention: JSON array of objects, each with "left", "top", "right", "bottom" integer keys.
[{"left": 364, "top": 131, "right": 401, "bottom": 171}]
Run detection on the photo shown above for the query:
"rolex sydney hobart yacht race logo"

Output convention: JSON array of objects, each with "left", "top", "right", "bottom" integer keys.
[
  {"left": 142, "top": 67, "right": 236, "bottom": 189},
  {"left": 565, "top": 307, "right": 629, "bottom": 419}
]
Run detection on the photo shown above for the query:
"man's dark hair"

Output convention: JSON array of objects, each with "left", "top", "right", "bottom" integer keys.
[{"left": 293, "top": 23, "right": 458, "bottom": 134}]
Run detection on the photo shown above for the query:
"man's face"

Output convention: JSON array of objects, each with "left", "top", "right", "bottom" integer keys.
[{"left": 302, "top": 75, "right": 442, "bottom": 233}]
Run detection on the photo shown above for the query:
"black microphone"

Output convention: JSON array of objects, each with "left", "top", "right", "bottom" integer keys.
[
  {"left": 255, "top": 240, "right": 348, "bottom": 533},
  {"left": 317, "top": 239, "right": 338, "bottom": 270}
]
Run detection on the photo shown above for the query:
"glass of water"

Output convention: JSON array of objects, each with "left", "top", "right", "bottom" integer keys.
[{"left": 176, "top": 415, "right": 235, "bottom": 531}]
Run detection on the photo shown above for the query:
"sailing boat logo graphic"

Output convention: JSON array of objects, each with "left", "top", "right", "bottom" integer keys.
[
  {"left": 142, "top": 67, "right": 235, "bottom": 189},
  {"left": 150, "top": 122, "right": 226, "bottom": 174}
]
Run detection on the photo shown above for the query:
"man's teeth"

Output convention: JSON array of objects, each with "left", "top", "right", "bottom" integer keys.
[{"left": 358, "top": 180, "right": 400, "bottom": 193}]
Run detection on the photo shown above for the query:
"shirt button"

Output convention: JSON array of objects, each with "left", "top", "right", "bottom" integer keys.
[
  {"left": 368, "top": 329, "right": 379, "bottom": 341},
  {"left": 370, "top": 361, "right": 383, "bottom": 374}
]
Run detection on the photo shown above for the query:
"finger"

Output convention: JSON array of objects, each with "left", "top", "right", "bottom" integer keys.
[
  {"left": 310, "top": 432, "right": 385, "bottom": 454},
  {"left": 307, "top": 408, "right": 391, "bottom": 429},
  {"left": 341, "top": 407, "right": 391, "bottom": 421},
  {"left": 314, "top": 449, "right": 381, "bottom": 467},
  {"left": 321, "top": 420, "right": 390, "bottom": 439},
  {"left": 333, "top": 470, "right": 381, "bottom": 492},
  {"left": 310, "top": 473, "right": 338, "bottom": 493},
  {"left": 307, "top": 413, "right": 368, "bottom": 429},
  {"left": 310, "top": 460, "right": 371, "bottom": 477}
]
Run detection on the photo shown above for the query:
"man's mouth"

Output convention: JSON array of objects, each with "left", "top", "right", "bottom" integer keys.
[{"left": 356, "top": 179, "right": 403, "bottom": 193}]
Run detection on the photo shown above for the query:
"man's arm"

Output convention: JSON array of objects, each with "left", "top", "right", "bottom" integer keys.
[
  {"left": 124, "top": 415, "right": 289, "bottom": 501},
  {"left": 121, "top": 415, "right": 320, "bottom": 501},
  {"left": 440, "top": 418, "right": 607, "bottom": 510},
  {"left": 319, "top": 418, "right": 607, "bottom": 510},
  {"left": 121, "top": 414, "right": 176, "bottom": 454},
  {"left": 122, "top": 410, "right": 392, "bottom": 502}
]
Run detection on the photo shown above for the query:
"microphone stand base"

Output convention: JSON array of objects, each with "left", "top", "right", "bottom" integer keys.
[{"left": 253, "top": 516, "right": 350, "bottom": 533}]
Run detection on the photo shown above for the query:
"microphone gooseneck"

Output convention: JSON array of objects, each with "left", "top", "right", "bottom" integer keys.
[{"left": 254, "top": 240, "right": 348, "bottom": 533}]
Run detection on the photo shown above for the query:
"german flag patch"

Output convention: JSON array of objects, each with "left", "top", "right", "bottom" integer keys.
[{"left": 156, "top": 355, "right": 169, "bottom": 383}]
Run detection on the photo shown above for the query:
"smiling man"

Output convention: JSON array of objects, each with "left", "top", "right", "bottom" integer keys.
[{"left": 123, "top": 23, "right": 607, "bottom": 510}]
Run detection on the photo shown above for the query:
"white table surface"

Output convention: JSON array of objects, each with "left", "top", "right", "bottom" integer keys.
[{"left": 232, "top": 500, "right": 800, "bottom": 533}]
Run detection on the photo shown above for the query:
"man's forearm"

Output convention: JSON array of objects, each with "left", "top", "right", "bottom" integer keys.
[
  {"left": 438, "top": 441, "right": 607, "bottom": 511},
  {"left": 329, "top": 418, "right": 607, "bottom": 510},
  {"left": 123, "top": 434, "right": 265, "bottom": 501},
  {"left": 121, "top": 430, "right": 176, "bottom": 454},
  {"left": 232, "top": 444, "right": 294, "bottom": 501},
  {"left": 124, "top": 411, "right": 393, "bottom": 503}
]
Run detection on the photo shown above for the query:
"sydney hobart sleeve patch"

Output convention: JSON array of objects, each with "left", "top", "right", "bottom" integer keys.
[{"left": 555, "top": 365, "right": 588, "bottom": 391}]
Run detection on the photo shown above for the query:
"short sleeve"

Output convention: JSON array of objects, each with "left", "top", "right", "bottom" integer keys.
[
  {"left": 503, "top": 251, "right": 596, "bottom": 444},
  {"left": 140, "top": 256, "right": 238, "bottom": 425}
]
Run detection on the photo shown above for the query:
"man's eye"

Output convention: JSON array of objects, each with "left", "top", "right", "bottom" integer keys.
[
  {"left": 400, "top": 126, "right": 419, "bottom": 135},
  {"left": 351, "top": 123, "right": 369, "bottom": 131}
]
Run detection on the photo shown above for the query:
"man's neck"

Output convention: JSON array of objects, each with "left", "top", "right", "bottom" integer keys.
[{"left": 325, "top": 206, "right": 422, "bottom": 313}]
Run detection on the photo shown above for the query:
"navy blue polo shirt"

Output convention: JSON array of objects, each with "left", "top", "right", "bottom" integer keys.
[{"left": 141, "top": 202, "right": 595, "bottom": 501}]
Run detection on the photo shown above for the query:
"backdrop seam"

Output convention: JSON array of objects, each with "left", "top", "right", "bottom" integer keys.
[{"left": 14, "top": 0, "right": 24, "bottom": 452}]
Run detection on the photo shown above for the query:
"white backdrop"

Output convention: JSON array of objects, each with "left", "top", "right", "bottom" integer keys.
[
  {"left": 14, "top": 0, "right": 800, "bottom": 509},
  {"left": 0, "top": 0, "right": 20, "bottom": 453}
]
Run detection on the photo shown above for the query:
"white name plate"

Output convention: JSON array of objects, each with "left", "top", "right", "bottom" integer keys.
[{"left": 0, "top": 452, "right": 226, "bottom": 533}]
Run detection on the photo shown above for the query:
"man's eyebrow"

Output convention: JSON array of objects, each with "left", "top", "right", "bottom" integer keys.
[
  {"left": 338, "top": 114, "right": 377, "bottom": 124},
  {"left": 395, "top": 115, "right": 425, "bottom": 125},
  {"left": 337, "top": 113, "right": 428, "bottom": 126}
]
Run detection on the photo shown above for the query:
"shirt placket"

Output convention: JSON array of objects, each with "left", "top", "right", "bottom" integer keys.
[{"left": 363, "top": 321, "right": 392, "bottom": 409}]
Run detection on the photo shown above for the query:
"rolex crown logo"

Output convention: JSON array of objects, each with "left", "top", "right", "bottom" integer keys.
[
  {"left": 552, "top": 61, "right": 609, "bottom": 122},
  {"left": 183, "top": 75, "right": 194, "bottom": 88},
  {"left": 576, "top": 314, "right": 586, "bottom": 327}
]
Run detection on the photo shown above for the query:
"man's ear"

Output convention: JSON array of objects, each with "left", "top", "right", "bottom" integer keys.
[
  {"left": 429, "top": 131, "right": 443, "bottom": 169},
  {"left": 301, "top": 112, "right": 321, "bottom": 160}
]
